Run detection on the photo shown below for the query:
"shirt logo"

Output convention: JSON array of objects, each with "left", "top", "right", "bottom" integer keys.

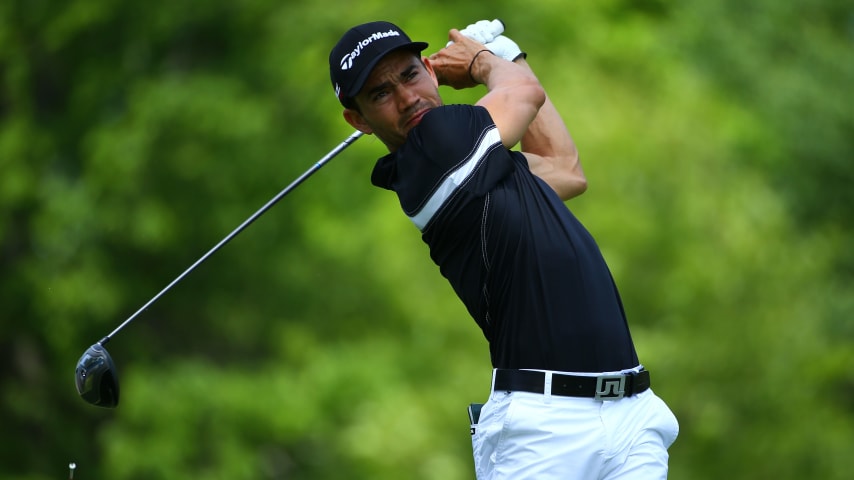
[{"left": 339, "top": 29, "right": 401, "bottom": 71}]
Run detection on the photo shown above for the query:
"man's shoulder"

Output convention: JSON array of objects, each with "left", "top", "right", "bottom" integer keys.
[
  {"left": 410, "top": 105, "right": 493, "bottom": 156},
  {"left": 371, "top": 104, "right": 502, "bottom": 192},
  {"left": 420, "top": 104, "right": 490, "bottom": 132}
]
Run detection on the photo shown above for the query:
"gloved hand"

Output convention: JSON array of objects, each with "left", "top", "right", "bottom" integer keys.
[
  {"left": 485, "top": 35, "right": 526, "bottom": 62},
  {"left": 447, "top": 19, "right": 526, "bottom": 62},
  {"left": 446, "top": 19, "right": 505, "bottom": 46}
]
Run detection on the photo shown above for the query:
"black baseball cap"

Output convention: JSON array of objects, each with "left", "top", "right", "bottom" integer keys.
[{"left": 329, "top": 21, "right": 428, "bottom": 106}]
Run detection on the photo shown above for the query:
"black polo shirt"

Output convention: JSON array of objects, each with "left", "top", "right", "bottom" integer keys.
[{"left": 371, "top": 104, "right": 639, "bottom": 373}]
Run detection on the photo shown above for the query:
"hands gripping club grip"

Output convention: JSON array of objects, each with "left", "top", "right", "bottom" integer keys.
[
  {"left": 447, "top": 19, "right": 505, "bottom": 46},
  {"left": 447, "top": 19, "right": 525, "bottom": 62}
]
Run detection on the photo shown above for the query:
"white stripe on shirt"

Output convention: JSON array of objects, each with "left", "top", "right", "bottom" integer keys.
[{"left": 408, "top": 126, "right": 502, "bottom": 231}]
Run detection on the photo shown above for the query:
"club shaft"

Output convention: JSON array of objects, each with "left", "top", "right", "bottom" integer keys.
[{"left": 100, "top": 130, "right": 364, "bottom": 344}]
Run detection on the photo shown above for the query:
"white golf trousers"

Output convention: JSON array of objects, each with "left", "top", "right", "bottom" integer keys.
[{"left": 471, "top": 369, "right": 679, "bottom": 480}]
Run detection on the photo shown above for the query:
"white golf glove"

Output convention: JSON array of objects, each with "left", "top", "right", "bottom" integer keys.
[
  {"left": 446, "top": 19, "right": 505, "bottom": 46},
  {"left": 485, "top": 35, "right": 526, "bottom": 62},
  {"left": 447, "top": 19, "right": 527, "bottom": 62}
]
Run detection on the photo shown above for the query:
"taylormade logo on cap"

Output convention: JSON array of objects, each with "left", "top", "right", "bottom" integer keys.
[{"left": 339, "top": 29, "right": 402, "bottom": 71}]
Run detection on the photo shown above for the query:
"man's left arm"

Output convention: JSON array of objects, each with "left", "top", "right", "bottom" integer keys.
[
  {"left": 515, "top": 57, "right": 587, "bottom": 201},
  {"left": 443, "top": 21, "right": 587, "bottom": 201}
]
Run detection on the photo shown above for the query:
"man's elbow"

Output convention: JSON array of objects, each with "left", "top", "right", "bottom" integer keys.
[
  {"left": 529, "top": 82, "right": 547, "bottom": 112},
  {"left": 557, "top": 174, "right": 587, "bottom": 201},
  {"left": 517, "top": 82, "right": 546, "bottom": 129},
  {"left": 557, "top": 153, "right": 588, "bottom": 200}
]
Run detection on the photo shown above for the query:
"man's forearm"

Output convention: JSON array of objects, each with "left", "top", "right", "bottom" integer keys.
[{"left": 517, "top": 58, "right": 587, "bottom": 200}]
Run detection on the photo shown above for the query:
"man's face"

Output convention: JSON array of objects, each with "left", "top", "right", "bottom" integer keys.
[{"left": 344, "top": 49, "right": 442, "bottom": 151}]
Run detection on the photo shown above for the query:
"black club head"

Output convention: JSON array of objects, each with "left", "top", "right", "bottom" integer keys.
[{"left": 75, "top": 343, "right": 120, "bottom": 408}]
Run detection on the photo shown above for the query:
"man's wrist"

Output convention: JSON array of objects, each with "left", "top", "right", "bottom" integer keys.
[{"left": 468, "top": 49, "right": 495, "bottom": 84}]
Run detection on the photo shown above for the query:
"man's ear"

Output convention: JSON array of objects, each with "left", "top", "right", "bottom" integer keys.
[
  {"left": 422, "top": 56, "right": 440, "bottom": 88},
  {"left": 343, "top": 108, "right": 372, "bottom": 135}
]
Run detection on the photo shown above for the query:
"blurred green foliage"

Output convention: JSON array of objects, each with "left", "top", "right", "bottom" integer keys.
[{"left": 1, "top": 0, "right": 852, "bottom": 478}]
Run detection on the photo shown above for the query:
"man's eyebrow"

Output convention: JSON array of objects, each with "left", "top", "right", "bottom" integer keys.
[
  {"left": 365, "top": 63, "right": 420, "bottom": 97},
  {"left": 400, "top": 63, "right": 419, "bottom": 77},
  {"left": 366, "top": 81, "right": 392, "bottom": 97}
]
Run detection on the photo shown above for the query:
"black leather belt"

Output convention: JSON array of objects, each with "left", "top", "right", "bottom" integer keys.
[{"left": 493, "top": 368, "right": 651, "bottom": 401}]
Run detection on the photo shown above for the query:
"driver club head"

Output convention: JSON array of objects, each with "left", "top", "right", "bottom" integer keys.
[{"left": 75, "top": 342, "right": 120, "bottom": 408}]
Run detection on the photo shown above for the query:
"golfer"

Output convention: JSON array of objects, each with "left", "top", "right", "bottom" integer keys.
[{"left": 328, "top": 20, "right": 679, "bottom": 479}]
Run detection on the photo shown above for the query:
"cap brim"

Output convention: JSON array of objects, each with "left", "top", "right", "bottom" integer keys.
[{"left": 345, "top": 41, "right": 429, "bottom": 99}]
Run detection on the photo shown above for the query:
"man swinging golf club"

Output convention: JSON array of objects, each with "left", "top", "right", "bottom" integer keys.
[{"left": 328, "top": 20, "right": 679, "bottom": 479}]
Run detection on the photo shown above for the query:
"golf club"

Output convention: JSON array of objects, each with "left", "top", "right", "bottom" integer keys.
[{"left": 75, "top": 130, "right": 364, "bottom": 407}]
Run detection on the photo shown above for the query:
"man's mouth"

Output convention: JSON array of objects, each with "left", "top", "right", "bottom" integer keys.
[{"left": 404, "top": 108, "right": 429, "bottom": 129}]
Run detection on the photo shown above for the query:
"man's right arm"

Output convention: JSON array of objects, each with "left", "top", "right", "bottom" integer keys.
[
  {"left": 428, "top": 29, "right": 545, "bottom": 151},
  {"left": 429, "top": 29, "right": 585, "bottom": 200}
]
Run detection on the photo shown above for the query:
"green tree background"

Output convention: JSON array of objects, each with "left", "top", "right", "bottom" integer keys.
[{"left": 2, "top": 0, "right": 852, "bottom": 478}]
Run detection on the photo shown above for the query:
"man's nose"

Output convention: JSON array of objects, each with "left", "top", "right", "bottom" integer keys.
[{"left": 397, "top": 86, "right": 419, "bottom": 110}]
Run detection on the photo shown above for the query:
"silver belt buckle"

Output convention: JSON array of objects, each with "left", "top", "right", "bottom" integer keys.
[{"left": 594, "top": 374, "right": 626, "bottom": 401}]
